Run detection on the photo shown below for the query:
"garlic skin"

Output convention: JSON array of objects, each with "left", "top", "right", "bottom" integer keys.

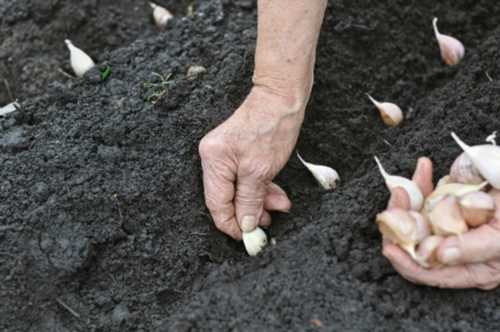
[
  {"left": 423, "top": 181, "right": 487, "bottom": 215},
  {"left": 366, "top": 94, "right": 403, "bottom": 127},
  {"left": 416, "top": 235, "right": 444, "bottom": 268},
  {"left": 449, "top": 152, "right": 484, "bottom": 185},
  {"left": 374, "top": 156, "right": 423, "bottom": 211},
  {"left": 297, "top": 153, "right": 340, "bottom": 190},
  {"left": 436, "top": 175, "right": 452, "bottom": 188},
  {"left": 65, "top": 39, "right": 95, "bottom": 77},
  {"left": 428, "top": 195, "right": 468, "bottom": 236},
  {"left": 459, "top": 191, "right": 495, "bottom": 227},
  {"left": 376, "top": 208, "right": 418, "bottom": 260},
  {"left": 150, "top": 2, "right": 173, "bottom": 28},
  {"left": 409, "top": 211, "right": 431, "bottom": 243},
  {"left": 242, "top": 227, "right": 268, "bottom": 256},
  {"left": 452, "top": 132, "right": 500, "bottom": 189},
  {"left": 433, "top": 17, "right": 465, "bottom": 65}
]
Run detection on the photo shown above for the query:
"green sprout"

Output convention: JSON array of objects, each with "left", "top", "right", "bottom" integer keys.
[
  {"left": 100, "top": 66, "right": 112, "bottom": 81},
  {"left": 143, "top": 72, "right": 173, "bottom": 105}
]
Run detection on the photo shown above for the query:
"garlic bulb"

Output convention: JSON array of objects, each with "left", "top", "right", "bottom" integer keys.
[
  {"left": 416, "top": 235, "right": 444, "bottom": 268},
  {"left": 449, "top": 152, "right": 484, "bottom": 185},
  {"left": 376, "top": 208, "right": 418, "bottom": 260},
  {"left": 428, "top": 195, "right": 468, "bottom": 236},
  {"left": 459, "top": 191, "right": 495, "bottom": 227},
  {"left": 297, "top": 153, "right": 340, "bottom": 190},
  {"left": 374, "top": 156, "right": 423, "bottom": 211},
  {"left": 409, "top": 211, "right": 431, "bottom": 243},
  {"left": 423, "top": 181, "right": 487, "bottom": 215},
  {"left": 242, "top": 227, "right": 268, "bottom": 256},
  {"left": 65, "top": 39, "right": 95, "bottom": 77},
  {"left": 150, "top": 2, "right": 173, "bottom": 28},
  {"left": 366, "top": 94, "right": 403, "bottom": 127},
  {"left": 451, "top": 132, "right": 500, "bottom": 189},
  {"left": 432, "top": 17, "right": 465, "bottom": 65}
]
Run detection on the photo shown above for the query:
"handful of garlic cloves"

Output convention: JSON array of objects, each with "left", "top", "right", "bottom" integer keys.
[{"left": 375, "top": 135, "right": 500, "bottom": 268}]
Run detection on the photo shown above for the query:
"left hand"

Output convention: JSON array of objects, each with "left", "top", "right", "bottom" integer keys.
[{"left": 382, "top": 157, "right": 500, "bottom": 290}]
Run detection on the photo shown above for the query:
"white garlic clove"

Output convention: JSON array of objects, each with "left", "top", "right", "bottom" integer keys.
[
  {"left": 433, "top": 17, "right": 465, "bottom": 66},
  {"left": 65, "top": 39, "right": 95, "bottom": 77},
  {"left": 451, "top": 132, "right": 500, "bottom": 189},
  {"left": 242, "top": 227, "right": 268, "bottom": 256},
  {"left": 436, "top": 175, "right": 452, "bottom": 188},
  {"left": 366, "top": 94, "right": 403, "bottom": 127},
  {"left": 150, "top": 2, "right": 173, "bottom": 28},
  {"left": 187, "top": 65, "right": 207, "bottom": 79},
  {"left": 423, "top": 181, "right": 488, "bottom": 215},
  {"left": 449, "top": 152, "right": 484, "bottom": 185},
  {"left": 459, "top": 191, "right": 495, "bottom": 227},
  {"left": 428, "top": 195, "right": 468, "bottom": 236},
  {"left": 374, "top": 156, "right": 423, "bottom": 211},
  {"left": 297, "top": 153, "right": 340, "bottom": 190},
  {"left": 0, "top": 101, "right": 20, "bottom": 117},
  {"left": 409, "top": 211, "right": 431, "bottom": 244},
  {"left": 376, "top": 208, "right": 418, "bottom": 261},
  {"left": 416, "top": 235, "right": 444, "bottom": 268}
]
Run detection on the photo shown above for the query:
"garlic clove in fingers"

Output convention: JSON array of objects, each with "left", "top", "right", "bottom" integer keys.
[
  {"left": 366, "top": 94, "right": 403, "bottom": 127},
  {"left": 150, "top": 2, "right": 173, "bottom": 28},
  {"left": 433, "top": 17, "right": 465, "bottom": 65},
  {"left": 242, "top": 227, "right": 268, "bottom": 256},
  {"left": 458, "top": 191, "right": 495, "bottom": 227},
  {"left": 297, "top": 153, "right": 340, "bottom": 190},
  {"left": 65, "top": 39, "right": 95, "bottom": 77},
  {"left": 449, "top": 152, "right": 484, "bottom": 185},
  {"left": 423, "top": 181, "right": 488, "bottom": 215},
  {"left": 374, "top": 156, "right": 423, "bottom": 211},
  {"left": 436, "top": 175, "right": 452, "bottom": 188},
  {"left": 409, "top": 211, "right": 432, "bottom": 243},
  {"left": 428, "top": 195, "right": 468, "bottom": 236},
  {"left": 416, "top": 235, "right": 444, "bottom": 268},
  {"left": 451, "top": 132, "right": 500, "bottom": 189},
  {"left": 376, "top": 208, "right": 419, "bottom": 261}
]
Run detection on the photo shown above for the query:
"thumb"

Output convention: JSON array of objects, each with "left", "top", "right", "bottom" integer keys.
[
  {"left": 235, "top": 174, "right": 268, "bottom": 233},
  {"left": 437, "top": 221, "right": 500, "bottom": 265}
]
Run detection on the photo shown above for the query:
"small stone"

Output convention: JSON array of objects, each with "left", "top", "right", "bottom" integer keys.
[
  {"left": 112, "top": 303, "right": 130, "bottom": 323},
  {"left": 186, "top": 65, "right": 207, "bottom": 80}
]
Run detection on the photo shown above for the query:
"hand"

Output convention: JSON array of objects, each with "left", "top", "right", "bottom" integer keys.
[
  {"left": 382, "top": 158, "right": 500, "bottom": 289},
  {"left": 199, "top": 86, "right": 306, "bottom": 239}
]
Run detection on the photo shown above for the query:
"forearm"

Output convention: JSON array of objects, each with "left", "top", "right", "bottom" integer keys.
[{"left": 253, "top": 0, "right": 327, "bottom": 106}]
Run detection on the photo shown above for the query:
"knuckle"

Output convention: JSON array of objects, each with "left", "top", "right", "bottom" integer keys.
[
  {"left": 199, "top": 135, "right": 225, "bottom": 159},
  {"left": 241, "top": 161, "right": 274, "bottom": 181}
]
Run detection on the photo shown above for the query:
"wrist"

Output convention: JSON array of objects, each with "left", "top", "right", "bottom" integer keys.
[{"left": 251, "top": 73, "right": 312, "bottom": 115}]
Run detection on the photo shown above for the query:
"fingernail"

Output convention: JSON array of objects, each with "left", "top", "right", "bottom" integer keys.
[
  {"left": 441, "top": 247, "right": 461, "bottom": 264},
  {"left": 241, "top": 215, "right": 257, "bottom": 233}
]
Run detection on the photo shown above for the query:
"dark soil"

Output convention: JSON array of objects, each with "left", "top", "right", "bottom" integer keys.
[{"left": 1, "top": 0, "right": 500, "bottom": 331}]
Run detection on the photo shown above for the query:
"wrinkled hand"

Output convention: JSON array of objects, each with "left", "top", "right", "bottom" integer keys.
[
  {"left": 383, "top": 158, "right": 500, "bottom": 289},
  {"left": 199, "top": 86, "right": 306, "bottom": 239}
]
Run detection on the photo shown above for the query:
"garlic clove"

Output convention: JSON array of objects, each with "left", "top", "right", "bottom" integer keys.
[
  {"left": 150, "top": 2, "right": 173, "bottom": 28},
  {"left": 433, "top": 17, "right": 465, "bottom": 65},
  {"left": 459, "top": 191, "right": 495, "bottom": 227},
  {"left": 65, "top": 39, "right": 95, "bottom": 78},
  {"left": 428, "top": 195, "right": 468, "bottom": 236},
  {"left": 416, "top": 235, "right": 444, "bottom": 268},
  {"left": 0, "top": 101, "right": 20, "bottom": 117},
  {"left": 366, "top": 94, "right": 403, "bottom": 127},
  {"left": 376, "top": 208, "right": 418, "bottom": 260},
  {"left": 409, "top": 211, "right": 431, "bottom": 243},
  {"left": 187, "top": 65, "right": 207, "bottom": 80},
  {"left": 423, "top": 181, "right": 488, "bottom": 215},
  {"left": 436, "top": 175, "right": 452, "bottom": 188},
  {"left": 449, "top": 152, "right": 484, "bottom": 185},
  {"left": 242, "top": 227, "right": 268, "bottom": 256},
  {"left": 451, "top": 132, "right": 500, "bottom": 189},
  {"left": 297, "top": 153, "right": 340, "bottom": 190},
  {"left": 374, "top": 156, "right": 424, "bottom": 211}
]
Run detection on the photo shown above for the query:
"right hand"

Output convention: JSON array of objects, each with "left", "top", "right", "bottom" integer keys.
[
  {"left": 383, "top": 158, "right": 500, "bottom": 289},
  {"left": 199, "top": 86, "right": 307, "bottom": 240}
]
